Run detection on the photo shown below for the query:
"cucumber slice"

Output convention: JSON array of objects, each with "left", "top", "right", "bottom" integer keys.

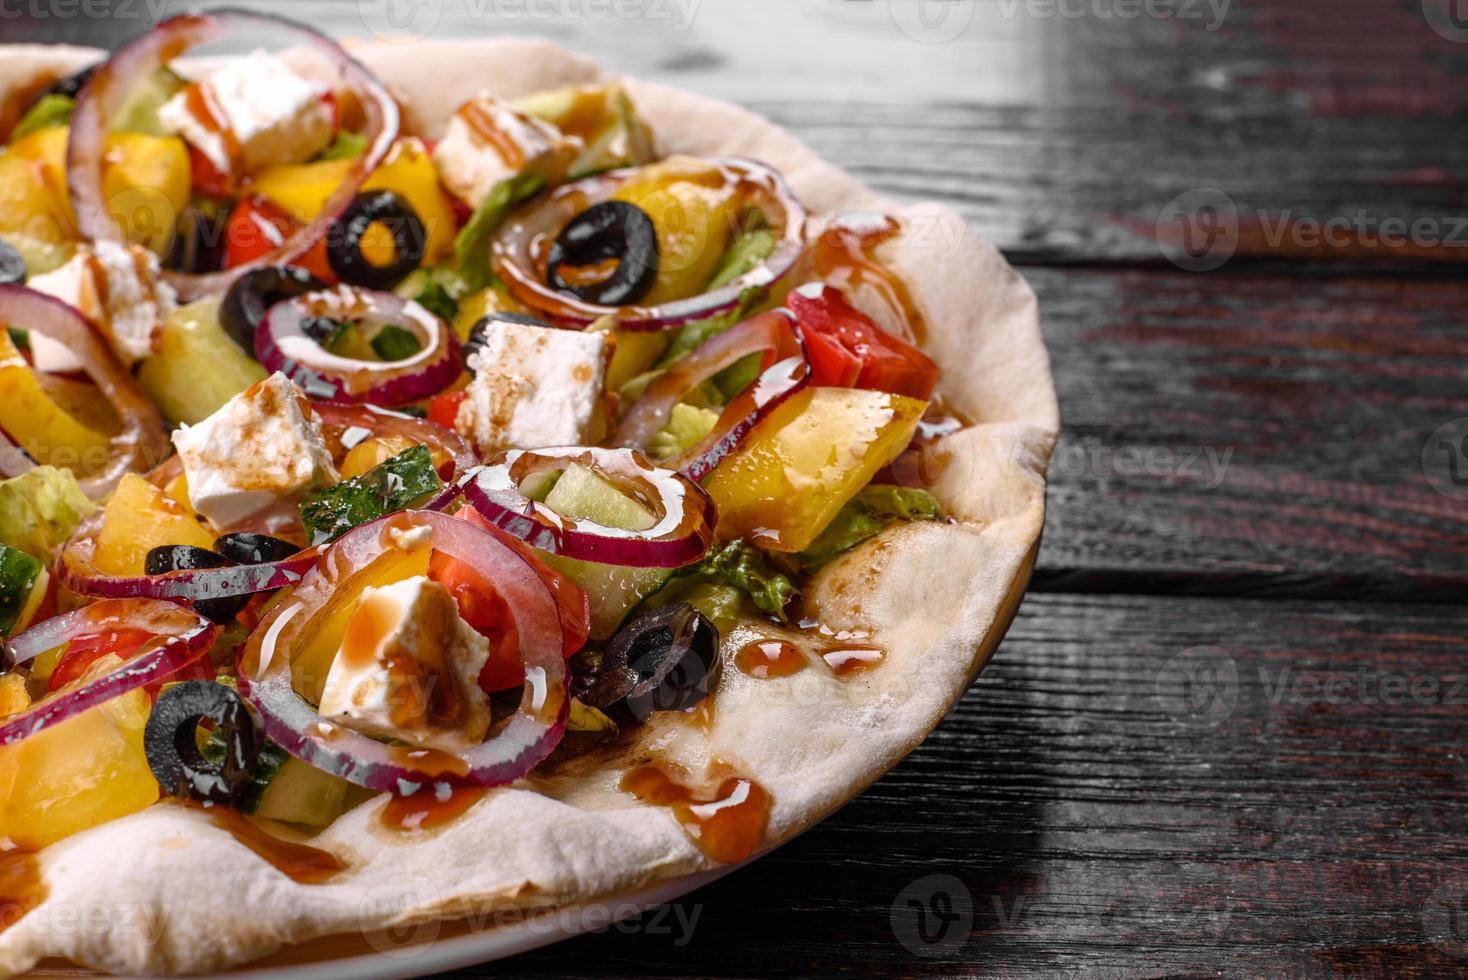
[
  {"left": 252, "top": 755, "right": 349, "bottom": 828},
  {"left": 0, "top": 544, "right": 43, "bottom": 638},
  {"left": 113, "top": 68, "right": 187, "bottom": 138},
  {"left": 542, "top": 463, "right": 671, "bottom": 639}
]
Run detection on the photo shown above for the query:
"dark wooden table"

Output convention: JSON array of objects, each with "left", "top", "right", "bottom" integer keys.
[{"left": 20, "top": 1, "right": 1468, "bottom": 975}]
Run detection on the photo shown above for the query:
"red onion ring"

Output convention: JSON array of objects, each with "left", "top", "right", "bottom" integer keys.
[
  {"left": 614, "top": 309, "right": 803, "bottom": 449},
  {"left": 66, "top": 9, "right": 399, "bottom": 302},
  {"left": 0, "top": 428, "right": 35, "bottom": 479},
  {"left": 676, "top": 356, "right": 811, "bottom": 483},
  {"left": 257, "top": 286, "right": 463, "bottom": 406},
  {"left": 0, "top": 599, "right": 217, "bottom": 745},
  {"left": 0, "top": 285, "right": 168, "bottom": 499},
  {"left": 460, "top": 448, "right": 715, "bottom": 568},
  {"left": 491, "top": 157, "right": 807, "bottom": 330},
  {"left": 313, "top": 402, "right": 477, "bottom": 482},
  {"left": 56, "top": 504, "right": 316, "bottom": 603},
  {"left": 235, "top": 510, "right": 567, "bottom": 792}
]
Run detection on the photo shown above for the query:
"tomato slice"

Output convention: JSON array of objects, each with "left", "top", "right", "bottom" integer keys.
[
  {"left": 224, "top": 197, "right": 335, "bottom": 283},
  {"left": 47, "top": 627, "right": 152, "bottom": 694},
  {"left": 187, "top": 145, "right": 233, "bottom": 199},
  {"left": 430, "top": 507, "right": 590, "bottom": 693},
  {"left": 787, "top": 284, "right": 939, "bottom": 401},
  {"left": 427, "top": 390, "right": 467, "bottom": 431}
]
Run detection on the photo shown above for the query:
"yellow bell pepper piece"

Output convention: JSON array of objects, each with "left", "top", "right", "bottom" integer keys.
[
  {"left": 0, "top": 331, "right": 113, "bottom": 476},
  {"left": 612, "top": 156, "right": 740, "bottom": 306},
  {"left": 250, "top": 137, "right": 458, "bottom": 264},
  {"left": 703, "top": 387, "right": 926, "bottom": 553},
  {"left": 0, "top": 127, "right": 189, "bottom": 255},
  {"left": 0, "top": 657, "right": 158, "bottom": 849},
  {"left": 92, "top": 473, "right": 216, "bottom": 577}
]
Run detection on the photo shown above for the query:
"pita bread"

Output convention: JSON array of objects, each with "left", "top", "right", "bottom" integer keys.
[{"left": 0, "top": 38, "right": 1057, "bottom": 977}]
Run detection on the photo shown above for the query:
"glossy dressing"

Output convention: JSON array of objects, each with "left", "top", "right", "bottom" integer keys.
[
  {"left": 734, "top": 639, "right": 806, "bottom": 679},
  {"left": 196, "top": 804, "right": 344, "bottom": 885},
  {"left": 380, "top": 784, "right": 487, "bottom": 832},
  {"left": 808, "top": 214, "right": 927, "bottom": 345},
  {"left": 620, "top": 765, "right": 771, "bottom": 864}
]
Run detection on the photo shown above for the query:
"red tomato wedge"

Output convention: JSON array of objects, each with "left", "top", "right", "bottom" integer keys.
[
  {"left": 224, "top": 197, "right": 335, "bottom": 283},
  {"left": 188, "top": 145, "right": 232, "bottom": 199},
  {"left": 47, "top": 627, "right": 152, "bottom": 693},
  {"left": 787, "top": 283, "right": 939, "bottom": 401},
  {"left": 427, "top": 390, "right": 467, "bottom": 431},
  {"left": 430, "top": 507, "right": 590, "bottom": 693}
]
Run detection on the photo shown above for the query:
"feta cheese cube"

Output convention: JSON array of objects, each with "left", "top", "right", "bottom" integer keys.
[
  {"left": 26, "top": 241, "right": 176, "bottom": 371},
  {"left": 431, "top": 93, "right": 579, "bottom": 209},
  {"left": 157, "top": 49, "right": 334, "bottom": 180},
  {"left": 317, "top": 575, "right": 491, "bottom": 752},
  {"left": 171, "top": 372, "right": 339, "bottom": 530},
  {"left": 454, "top": 319, "right": 611, "bottom": 458}
]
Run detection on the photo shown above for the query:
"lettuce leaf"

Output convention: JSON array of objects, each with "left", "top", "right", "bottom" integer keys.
[
  {"left": 0, "top": 465, "right": 96, "bottom": 559},
  {"left": 12, "top": 94, "right": 73, "bottom": 142},
  {"left": 663, "top": 540, "right": 797, "bottom": 622},
  {"left": 646, "top": 403, "right": 720, "bottom": 462},
  {"left": 454, "top": 171, "right": 546, "bottom": 293},
  {"left": 794, "top": 485, "right": 941, "bottom": 570}
]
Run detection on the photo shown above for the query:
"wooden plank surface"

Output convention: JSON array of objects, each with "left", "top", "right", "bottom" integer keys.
[
  {"left": 13, "top": 0, "right": 1468, "bottom": 266},
  {"left": 1030, "top": 266, "right": 1468, "bottom": 600},
  {"left": 480, "top": 593, "right": 1468, "bottom": 977}
]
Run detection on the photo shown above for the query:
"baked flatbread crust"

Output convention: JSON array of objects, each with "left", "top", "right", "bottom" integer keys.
[{"left": 0, "top": 39, "right": 1057, "bottom": 977}]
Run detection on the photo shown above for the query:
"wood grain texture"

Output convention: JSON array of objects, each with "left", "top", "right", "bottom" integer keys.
[
  {"left": 1030, "top": 265, "right": 1468, "bottom": 600},
  {"left": 465, "top": 593, "right": 1468, "bottom": 977}
]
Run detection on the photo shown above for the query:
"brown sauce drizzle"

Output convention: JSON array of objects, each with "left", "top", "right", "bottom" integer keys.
[
  {"left": 821, "top": 646, "right": 886, "bottom": 675},
  {"left": 620, "top": 764, "right": 770, "bottom": 864},
  {"left": 380, "top": 784, "right": 487, "bottom": 832},
  {"left": 808, "top": 214, "right": 928, "bottom": 345},
  {"left": 0, "top": 849, "right": 44, "bottom": 932},
  {"left": 735, "top": 639, "right": 807, "bottom": 679},
  {"left": 191, "top": 803, "right": 344, "bottom": 885},
  {"left": 183, "top": 82, "right": 242, "bottom": 175},
  {"left": 460, "top": 101, "right": 527, "bottom": 169}
]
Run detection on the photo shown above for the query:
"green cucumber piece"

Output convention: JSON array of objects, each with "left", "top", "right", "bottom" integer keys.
[
  {"left": 113, "top": 68, "right": 187, "bottom": 138},
  {"left": 252, "top": 755, "right": 349, "bottom": 828},
  {"left": 300, "top": 445, "right": 443, "bottom": 545},
  {"left": 0, "top": 544, "right": 43, "bottom": 638},
  {"left": 542, "top": 463, "right": 672, "bottom": 639},
  {"left": 369, "top": 324, "right": 423, "bottom": 362}
]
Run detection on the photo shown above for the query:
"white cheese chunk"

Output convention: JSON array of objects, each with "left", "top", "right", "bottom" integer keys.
[
  {"left": 26, "top": 241, "right": 176, "bottom": 371},
  {"left": 454, "top": 319, "right": 610, "bottom": 458},
  {"left": 170, "top": 372, "right": 339, "bottom": 530},
  {"left": 317, "top": 575, "right": 491, "bottom": 752},
  {"left": 157, "top": 49, "right": 334, "bottom": 180},
  {"left": 431, "top": 93, "right": 579, "bottom": 209}
]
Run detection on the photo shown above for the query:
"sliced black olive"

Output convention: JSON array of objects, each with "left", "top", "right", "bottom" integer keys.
[
  {"left": 43, "top": 63, "right": 100, "bottom": 101},
  {"left": 144, "top": 545, "right": 248, "bottom": 625},
  {"left": 144, "top": 680, "right": 262, "bottom": 806},
  {"left": 464, "top": 311, "right": 550, "bottom": 375},
  {"left": 165, "top": 204, "right": 230, "bottom": 275},
  {"left": 0, "top": 240, "right": 25, "bottom": 286},
  {"left": 214, "top": 533, "right": 299, "bottom": 566},
  {"left": 547, "top": 201, "right": 659, "bottom": 307},
  {"left": 326, "top": 191, "right": 426, "bottom": 291},
  {"left": 220, "top": 265, "right": 327, "bottom": 357},
  {"left": 575, "top": 603, "right": 720, "bottom": 722}
]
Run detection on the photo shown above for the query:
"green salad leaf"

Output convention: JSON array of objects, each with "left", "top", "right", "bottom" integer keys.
[
  {"left": 652, "top": 540, "right": 797, "bottom": 623},
  {"left": 318, "top": 131, "right": 368, "bottom": 162},
  {"left": 0, "top": 465, "right": 96, "bottom": 559},
  {"left": 397, "top": 266, "right": 470, "bottom": 324},
  {"left": 12, "top": 94, "right": 73, "bottom": 141},
  {"left": 794, "top": 485, "right": 941, "bottom": 571},
  {"left": 646, "top": 403, "right": 720, "bottom": 461},
  {"left": 0, "top": 544, "right": 43, "bottom": 638},
  {"left": 455, "top": 171, "right": 546, "bottom": 292},
  {"left": 300, "top": 445, "right": 442, "bottom": 545}
]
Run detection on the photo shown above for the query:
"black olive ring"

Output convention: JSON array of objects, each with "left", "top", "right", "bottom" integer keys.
[
  {"left": 547, "top": 200, "right": 660, "bottom": 307},
  {"left": 574, "top": 603, "right": 720, "bottom": 722},
  {"left": 144, "top": 544, "right": 249, "bottom": 625},
  {"left": 220, "top": 265, "right": 328, "bottom": 358},
  {"left": 0, "top": 239, "right": 26, "bottom": 286},
  {"left": 144, "top": 681, "right": 263, "bottom": 806},
  {"left": 327, "top": 190, "right": 427, "bottom": 291}
]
